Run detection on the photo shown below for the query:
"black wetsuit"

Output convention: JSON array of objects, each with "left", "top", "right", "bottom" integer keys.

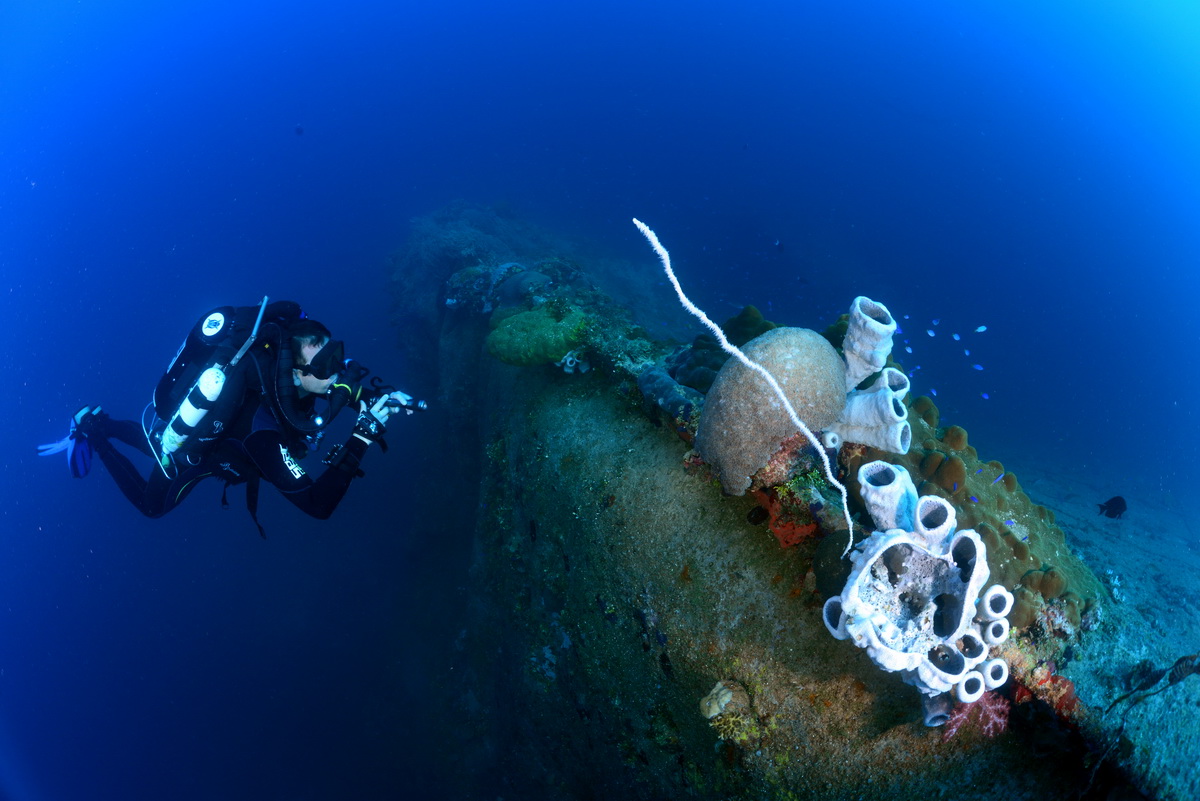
[{"left": 89, "top": 392, "right": 368, "bottom": 531}]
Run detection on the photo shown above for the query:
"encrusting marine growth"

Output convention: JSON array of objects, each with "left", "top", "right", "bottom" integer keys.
[
  {"left": 635, "top": 218, "right": 1013, "bottom": 727},
  {"left": 633, "top": 218, "right": 859, "bottom": 555}
]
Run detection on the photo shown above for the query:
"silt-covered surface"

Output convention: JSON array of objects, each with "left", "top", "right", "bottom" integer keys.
[{"left": 453, "top": 366, "right": 1090, "bottom": 799}]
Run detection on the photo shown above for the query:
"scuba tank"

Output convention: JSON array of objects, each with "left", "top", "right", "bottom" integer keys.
[{"left": 152, "top": 297, "right": 271, "bottom": 476}]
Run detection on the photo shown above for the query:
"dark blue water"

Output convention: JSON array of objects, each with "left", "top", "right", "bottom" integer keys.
[{"left": 3, "top": 1, "right": 1198, "bottom": 798}]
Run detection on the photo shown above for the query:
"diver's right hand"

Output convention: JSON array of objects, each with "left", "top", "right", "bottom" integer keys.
[{"left": 351, "top": 396, "right": 392, "bottom": 444}]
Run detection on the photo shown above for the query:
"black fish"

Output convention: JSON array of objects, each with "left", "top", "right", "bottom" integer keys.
[{"left": 1098, "top": 496, "right": 1126, "bottom": 519}]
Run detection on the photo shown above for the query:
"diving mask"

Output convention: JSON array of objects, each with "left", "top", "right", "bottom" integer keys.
[{"left": 297, "top": 339, "right": 345, "bottom": 380}]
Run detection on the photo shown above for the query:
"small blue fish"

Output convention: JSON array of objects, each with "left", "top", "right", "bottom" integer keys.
[
  {"left": 975, "top": 468, "right": 983, "bottom": 474},
  {"left": 926, "top": 329, "right": 935, "bottom": 337},
  {"left": 975, "top": 325, "right": 987, "bottom": 333},
  {"left": 972, "top": 364, "right": 983, "bottom": 371},
  {"left": 952, "top": 333, "right": 961, "bottom": 341},
  {"left": 904, "top": 314, "right": 910, "bottom": 319},
  {"left": 969, "top": 496, "right": 979, "bottom": 503},
  {"left": 932, "top": 318, "right": 940, "bottom": 325},
  {"left": 964, "top": 349, "right": 970, "bottom": 356},
  {"left": 905, "top": 346, "right": 912, "bottom": 353},
  {"left": 931, "top": 388, "right": 937, "bottom": 396},
  {"left": 981, "top": 392, "right": 990, "bottom": 400},
  {"left": 1005, "top": 519, "right": 1015, "bottom": 526},
  {"left": 992, "top": 473, "right": 1005, "bottom": 484}
]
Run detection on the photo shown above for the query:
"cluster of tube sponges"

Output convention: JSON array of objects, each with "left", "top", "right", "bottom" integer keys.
[
  {"left": 824, "top": 297, "right": 912, "bottom": 456},
  {"left": 823, "top": 460, "right": 1013, "bottom": 720}
]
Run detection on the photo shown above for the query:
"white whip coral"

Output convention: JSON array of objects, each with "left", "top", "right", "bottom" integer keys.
[{"left": 633, "top": 218, "right": 856, "bottom": 556}]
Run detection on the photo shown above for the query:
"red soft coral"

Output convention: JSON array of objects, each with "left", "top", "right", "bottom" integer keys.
[
  {"left": 750, "top": 488, "right": 819, "bottom": 547},
  {"left": 941, "top": 691, "right": 1010, "bottom": 742},
  {"left": 1036, "top": 671, "right": 1080, "bottom": 717}
]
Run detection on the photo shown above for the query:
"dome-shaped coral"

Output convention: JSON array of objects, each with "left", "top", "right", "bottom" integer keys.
[
  {"left": 696, "top": 327, "right": 846, "bottom": 495},
  {"left": 485, "top": 308, "right": 588, "bottom": 367}
]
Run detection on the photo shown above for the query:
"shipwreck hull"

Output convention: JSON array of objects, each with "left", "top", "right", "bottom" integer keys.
[{"left": 452, "top": 364, "right": 1088, "bottom": 800}]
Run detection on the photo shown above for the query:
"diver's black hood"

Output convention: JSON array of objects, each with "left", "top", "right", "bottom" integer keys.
[{"left": 248, "top": 317, "right": 360, "bottom": 439}]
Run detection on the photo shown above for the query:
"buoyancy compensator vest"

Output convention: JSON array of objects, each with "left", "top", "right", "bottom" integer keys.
[{"left": 150, "top": 297, "right": 314, "bottom": 477}]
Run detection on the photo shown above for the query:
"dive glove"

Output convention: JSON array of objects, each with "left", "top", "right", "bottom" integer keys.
[{"left": 351, "top": 391, "right": 416, "bottom": 446}]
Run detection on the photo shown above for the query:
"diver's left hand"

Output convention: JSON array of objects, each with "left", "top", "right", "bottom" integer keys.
[
  {"left": 380, "top": 390, "right": 415, "bottom": 416},
  {"left": 361, "top": 391, "right": 414, "bottom": 429}
]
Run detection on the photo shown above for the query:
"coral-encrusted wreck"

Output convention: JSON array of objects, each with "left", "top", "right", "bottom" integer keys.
[{"left": 388, "top": 205, "right": 1185, "bottom": 801}]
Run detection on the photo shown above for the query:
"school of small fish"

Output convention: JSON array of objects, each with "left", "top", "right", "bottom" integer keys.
[{"left": 898, "top": 315, "right": 990, "bottom": 401}]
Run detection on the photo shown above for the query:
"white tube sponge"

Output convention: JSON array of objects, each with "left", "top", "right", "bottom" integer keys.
[
  {"left": 956, "top": 671, "right": 987, "bottom": 703},
  {"left": 921, "top": 693, "right": 954, "bottom": 727},
  {"left": 822, "top": 596, "right": 849, "bottom": 640},
  {"left": 913, "top": 495, "right": 957, "bottom": 547},
  {"left": 843, "top": 296, "right": 897, "bottom": 391},
  {"left": 826, "top": 389, "right": 912, "bottom": 454},
  {"left": 838, "top": 384, "right": 907, "bottom": 428},
  {"left": 982, "top": 657, "right": 1009, "bottom": 689},
  {"left": 947, "top": 531, "right": 991, "bottom": 637},
  {"left": 913, "top": 660, "right": 962, "bottom": 696},
  {"left": 982, "top": 617, "right": 1010, "bottom": 646},
  {"left": 857, "top": 461, "right": 918, "bottom": 532},
  {"left": 871, "top": 366, "right": 910, "bottom": 401},
  {"left": 958, "top": 629, "right": 989, "bottom": 671},
  {"left": 826, "top": 367, "right": 912, "bottom": 454},
  {"left": 978, "top": 584, "right": 1014, "bottom": 621},
  {"left": 835, "top": 521, "right": 1001, "bottom": 697}
]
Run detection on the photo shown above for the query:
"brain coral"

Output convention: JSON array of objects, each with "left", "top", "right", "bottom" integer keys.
[
  {"left": 696, "top": 327, "right": 846, "bottom": 495},
  {"left": 485, "top": 307, "right": 587, "bottom": 366}
]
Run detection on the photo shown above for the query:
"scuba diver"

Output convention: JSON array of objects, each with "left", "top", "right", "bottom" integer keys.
[{"left": 38, "top": 298, "right": 423, "bottom": 535}]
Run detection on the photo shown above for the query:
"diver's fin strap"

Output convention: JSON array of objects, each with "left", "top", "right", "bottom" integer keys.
[
  {"left": 219, "top": 477, "right": 266, "bottom": 539},
  {"left": 37, "top": 436, "right": 72, "bottom": 456},
  {"left": 246, "top": 474, "right": 266, "bottom": 539}
]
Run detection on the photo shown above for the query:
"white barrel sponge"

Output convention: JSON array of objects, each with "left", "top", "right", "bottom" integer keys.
[
  {"left": 825, "top": 460, "right": 1009, "bottom": 698},
  {"left": 843, "top": 296, "right": 897, "bottom": 391}
]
